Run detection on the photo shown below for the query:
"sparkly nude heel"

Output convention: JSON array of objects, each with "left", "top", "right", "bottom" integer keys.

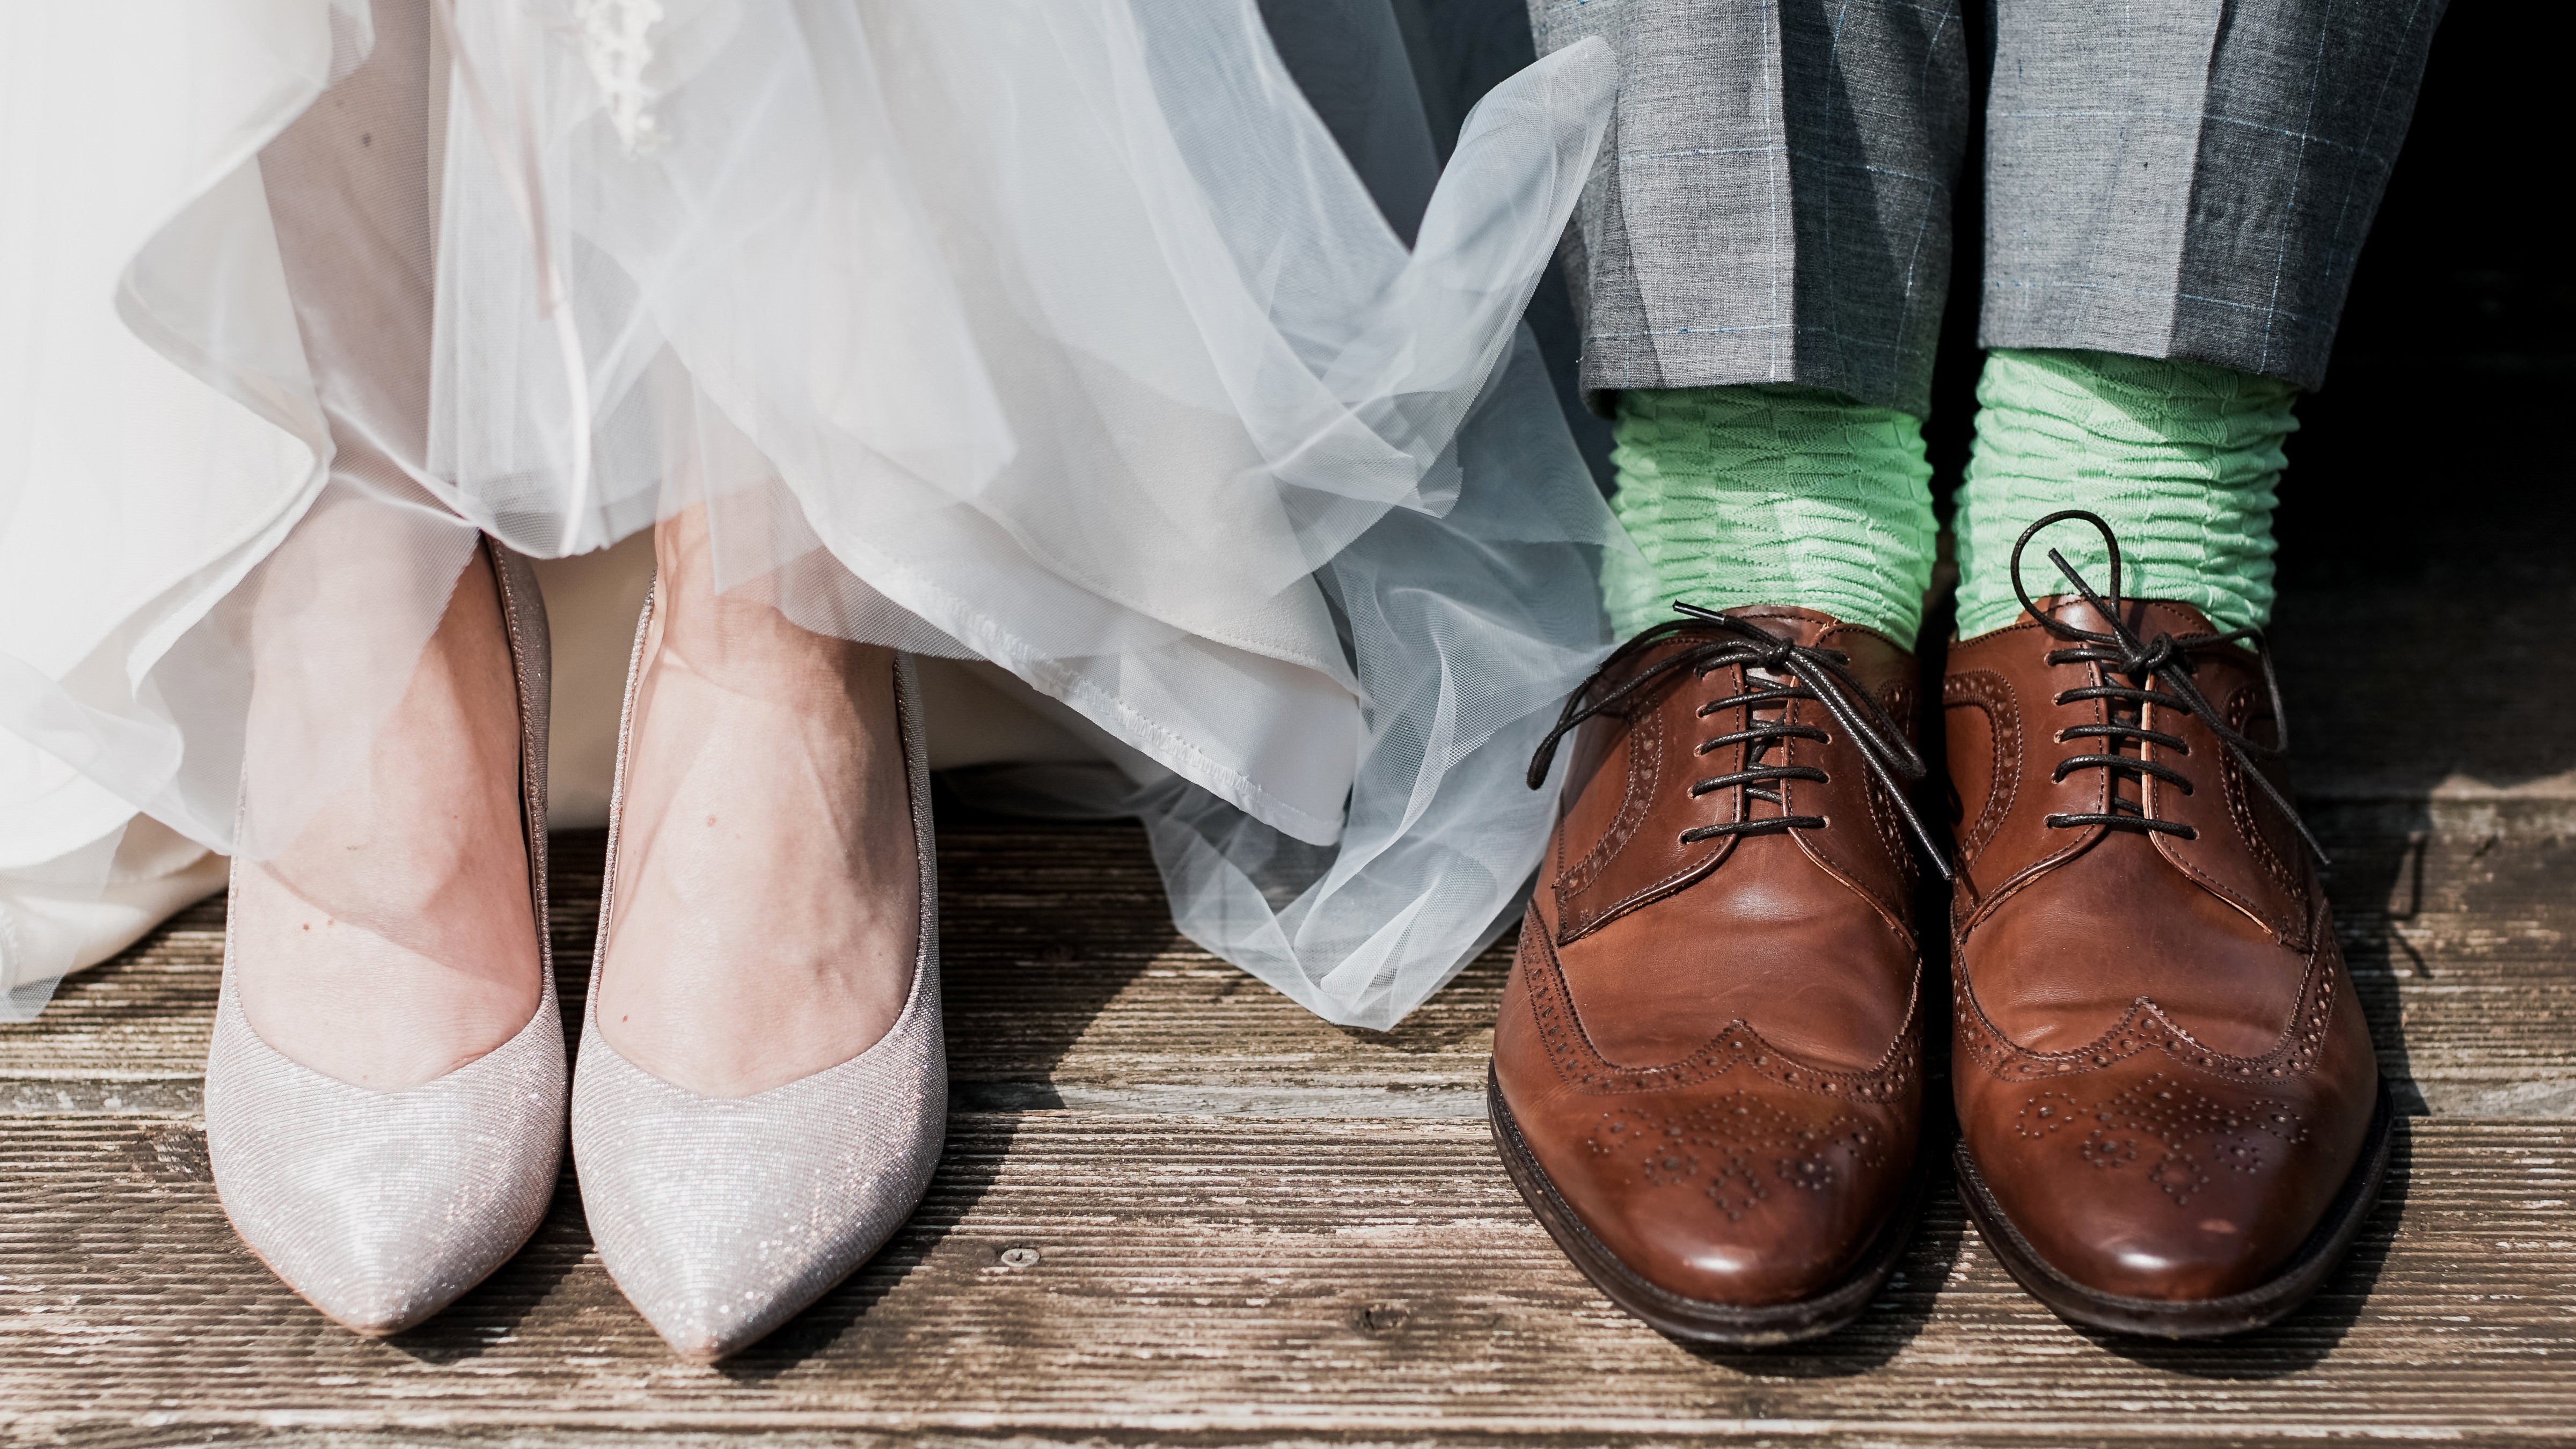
[
  {"left": 203, "top": 539, "right": 565, "bottom": 1337},
  {"left": 570, "top": 582, "right": 945, "bottom": 1363}
]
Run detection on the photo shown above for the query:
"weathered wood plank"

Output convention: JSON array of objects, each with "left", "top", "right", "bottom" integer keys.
[
  {"left": 2312, "top": 800, "right": 2576, "bottom": 1115},
  {"left": 17, "top": 1434, "right": 2564, "bottom": 1449},
  {"left": 1, "top": 1116, "right": 2570, "bottom": 1444},
  {"left": 9, "top": 809, "right": 2574, "bottom": 1118}
]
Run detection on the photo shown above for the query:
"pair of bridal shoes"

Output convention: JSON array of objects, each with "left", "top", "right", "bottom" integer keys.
[{"left": 203, "top": 540, "right": 945, "bottom": 1361}]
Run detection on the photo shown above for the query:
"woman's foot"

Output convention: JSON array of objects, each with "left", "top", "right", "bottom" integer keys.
[
  {"left": 593, "top": 506, "right": 919, "bottom": 1099},
  {"left": 230, "top": 546, "right": 544, "bottom": 1091}
]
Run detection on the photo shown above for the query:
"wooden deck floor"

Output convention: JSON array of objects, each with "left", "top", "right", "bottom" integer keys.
[{"left": 9, "top": 542, "right": 2576, "bottom": 1443}]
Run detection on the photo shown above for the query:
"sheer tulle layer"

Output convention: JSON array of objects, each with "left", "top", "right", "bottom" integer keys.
[
  {"left": 430, "top": 0, "right": 1620, "bottom": 843},
  {"left": 0, "top": 0, "right": 1630, "bottom": 1026},
  {"left": 1, "top": 0, "right": 476, "bottom": 1006}
]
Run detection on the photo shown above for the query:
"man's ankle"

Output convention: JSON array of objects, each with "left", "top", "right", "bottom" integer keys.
[
  {"left": 1951, "top": 348, "right": 2296, "bottom": 638},
  {"left": 1604, "top": 384, "right": 1937, "bottom": 646}
]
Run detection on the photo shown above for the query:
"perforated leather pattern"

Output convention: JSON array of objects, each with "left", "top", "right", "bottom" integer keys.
[
  {"left": 2013, "top": 1074, "right": 2309, "bottom": 1206},
  {"left": 1952, "top": 906, "right": 2344, "bottom": 1089},
  {"left": 1585, "top": 1091, "right": 1892, "bottom": 1221}
]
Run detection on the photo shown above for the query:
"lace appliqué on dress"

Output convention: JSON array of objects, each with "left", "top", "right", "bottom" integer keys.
[{"left": 575, "top": 0, "right": 664, "bottom": 152}]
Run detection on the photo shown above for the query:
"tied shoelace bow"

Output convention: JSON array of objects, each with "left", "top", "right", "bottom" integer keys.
[
  {"left": 1527, "top": 603, "right": 1955, "bottom": 882},
  {"left": 2009, "top": 508, "right": 2328, "bottom": 868}
]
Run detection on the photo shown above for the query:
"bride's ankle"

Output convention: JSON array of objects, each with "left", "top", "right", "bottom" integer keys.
[
  {"left": 230, "top": 547, "right": 544, "bottom": 1087},
  {"left": 652, "top": 513, "right": 877, "bottom": 699},
  {"left": 599, "top": 561, "right": 917, "bottom": 1095}
]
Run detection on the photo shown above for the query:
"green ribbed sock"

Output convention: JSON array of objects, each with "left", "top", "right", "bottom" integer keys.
[
  {"left": 1604, "top": 385, "right": 1937, "bottom": 648},
  {"left": 1953, "top": 349, "right": 2299, "bottom": 638}
]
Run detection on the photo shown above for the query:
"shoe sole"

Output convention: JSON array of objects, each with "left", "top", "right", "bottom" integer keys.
[
  {"left": 1953, "top": 1078, "right": 2396, "bottom": 1340},
  {"left": 1486, "top": 1063, "right": 1928, "bottom": 1347}
]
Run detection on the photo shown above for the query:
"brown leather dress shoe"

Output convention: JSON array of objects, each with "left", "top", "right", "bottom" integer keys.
[
  {"left": 1489, "top": 604, "right": 1950, "bottom": 1344},
  {"left": 1942, "top": 511, "right": 2392, "bottom": 1338}
]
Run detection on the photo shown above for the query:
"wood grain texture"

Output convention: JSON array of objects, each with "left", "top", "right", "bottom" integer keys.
[
  {"left": 6, "top": 551, "right": 2570, "bottom": 1441},
  {"left": 9, "top": 809, "right": 2574, "bottom": 1118},
  {"left": 2, "top": 1116, "right": 2570, "bottom": 1444}
]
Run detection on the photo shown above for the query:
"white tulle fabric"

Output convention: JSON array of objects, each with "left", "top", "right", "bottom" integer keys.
[
  {"left": 0, "top": 0, "right": 1627, "bottom": 1027},
  {"left": 2, "top": 1, "right": 482, "bottom": 1015}
]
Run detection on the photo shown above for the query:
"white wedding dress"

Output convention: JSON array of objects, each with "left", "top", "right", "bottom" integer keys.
[{"left": 0, "top": 0, "right": 1624, "bottom": 1027}]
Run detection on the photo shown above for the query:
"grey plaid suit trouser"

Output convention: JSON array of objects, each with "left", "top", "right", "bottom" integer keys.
[{"left": 1525, "top": 0, "right": 2448, "bottom": 417}]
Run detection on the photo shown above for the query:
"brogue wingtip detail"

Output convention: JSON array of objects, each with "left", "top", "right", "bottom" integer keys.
[
  {"left": 1943, "top": 587, "right": 2385, "bottom": 1333},
  {"left": 1495, "top": 609, "right": 1935, "bottom": 1341}
]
